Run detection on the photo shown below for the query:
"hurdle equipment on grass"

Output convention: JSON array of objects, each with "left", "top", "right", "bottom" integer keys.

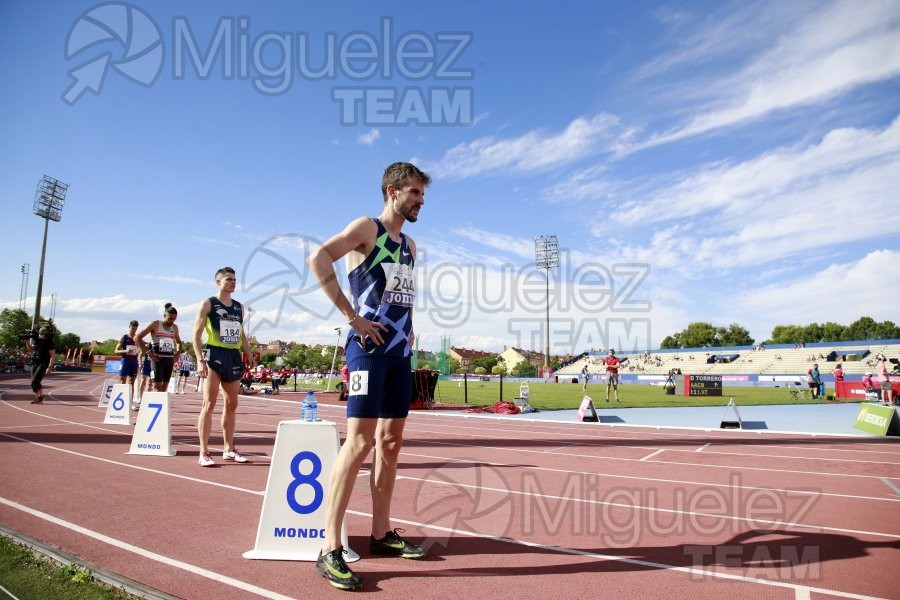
[
  {"left": 126, "top": 392, "right": 177, "bottom": 456},
  {"left": 244, "top": 419, "right": 357, "bottom": 562},
  {"left": 720, "top": 398, "right": 743, "bottom": 429},
  {"left": 577, "top": 395, "right": 599, "bottom": 422},
  {"left": 98, "top": 378, "right": 117, "bottom": 407},
  {"left": 103, "top": 384, "right": 132, "bottom": 425}
]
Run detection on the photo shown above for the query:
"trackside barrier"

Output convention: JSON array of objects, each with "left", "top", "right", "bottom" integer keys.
[
  {"left": 126, "top": 392, "right": 177, "bottom": 456},
  {"left": 244, "top": 420, "right": 357, "bottom": 562},
  {"left": 852, "top": 403, "right": 899, "bottom": 436},
  {"left": 720, "top": 398, "right": 743, "bottom": 429},
  {"left": 103, "top": 384, "right": 132, "bottom": 425},
  {"left": 98, "top": 378, "right": 117, "bottom": 408}
]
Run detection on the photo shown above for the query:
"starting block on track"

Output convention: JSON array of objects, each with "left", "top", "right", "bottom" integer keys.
[
  {"left": 103, "top": 384, "right": 132, "bottom": 425},
  {"left": 244, "top": 420, "right": 357, "bottom": 562},
  {"left": 126, "top": 392, "right": 176, "bottom": 456},
  {"left": 98, "top": 378, "right": 117, "bottom": 408}
]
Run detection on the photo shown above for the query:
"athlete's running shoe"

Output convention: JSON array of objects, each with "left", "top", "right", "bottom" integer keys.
[
  {"left": 369, "top": 529, "right": 426, "bottom": 559},
  {"left": 223, "top": 449, "right": 248, "bottom": 463},
  {"left": 315, "top": 546, "right": 363, "bottom": 590},
  {"left": 199, "top": 453, "right": 215, "bottom": 467}
]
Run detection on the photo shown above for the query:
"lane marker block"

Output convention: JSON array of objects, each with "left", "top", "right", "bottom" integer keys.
[
  {"left": 126, "top": 392, "right": 177, "bottom": 456},
  {"left": 103, "top": 384, "right": 132, "bottom": 425},
  {"left": 577, "top": 395, "right": 599, "bottom": 422},
  {"left": 98, "top": 379, "right": 117, "bottom": 408},
  {"left": 244, "top": 420, "right": 357, "bottom": 562},
  {"left": 720, "top": 398, "right": 743, "bottom": 429}
]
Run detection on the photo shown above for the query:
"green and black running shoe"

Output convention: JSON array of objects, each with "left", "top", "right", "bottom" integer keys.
[
  {"left": 315, "top": 547, "right": 363, "bottom": 590},
  {"left": 369, "top": 528, "right": 427, "bottom": 559}
]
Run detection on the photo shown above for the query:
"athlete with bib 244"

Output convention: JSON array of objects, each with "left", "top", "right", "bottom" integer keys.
[
  {"left": 308, "top": 162, "right": 430, "bottom": 590},
  {"left": 192, "top": 267, "right": 254, "bottom": 467}
]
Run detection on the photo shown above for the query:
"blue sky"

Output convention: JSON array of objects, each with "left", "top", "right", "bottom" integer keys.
[{"left": 1, "top": 0, "right": 898, "bottom": 355}]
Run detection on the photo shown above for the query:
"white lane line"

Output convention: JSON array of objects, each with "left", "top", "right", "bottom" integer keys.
[
  {"left": 395, "top": 474, "right": 900, "bottom": 540},
  {"left": 0, "top": 400, "right": 889, "bottom": 599},
  {"left": 401, "top": 450, "right": 898, "bottom": 504},
  {"left": 0, "top": 497, "right": 293, "bottom": 600},
  {"left": 411, "top": 434, "right": 898, "bottom": 482},
  {"left": 351, "top": 511, "right": 886, "bottom": 600},
  {"left": 640, "top": 449, "right": 665, "bottom": 461}
]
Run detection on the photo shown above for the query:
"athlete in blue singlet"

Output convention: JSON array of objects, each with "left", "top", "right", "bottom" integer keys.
[
  {"left": 309, "top": 162, "right": 430, "bottom": 590},
  {"left": 115, "top": 320, "right": 140, "bottom": 400}
]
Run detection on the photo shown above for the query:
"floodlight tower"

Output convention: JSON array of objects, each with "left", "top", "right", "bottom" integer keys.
[
  {"left": 19, "top": 264, "right": 29, "bottom": 310},
  {"left": 534, "top": 235, "right": 559, "bottom": 376},
  {"left": 31, "top": 176, "right": 68, "bottom": 333},
  {"left": 327, "top": 327, "right": 341, "bottom": 391}
]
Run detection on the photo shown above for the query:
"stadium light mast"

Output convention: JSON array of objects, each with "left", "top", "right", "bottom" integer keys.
[
  {"left": 535, "top": 235, "right": 559, "bottom": 376},
  {"left": 327, "top": 327, "right": 341, "bottom": 391},
  {"left": 31, "top": 176, "right": 68, "bottom": 333},
  {"left": 19, "top": 264, "right": 29, "bottom": 310}
]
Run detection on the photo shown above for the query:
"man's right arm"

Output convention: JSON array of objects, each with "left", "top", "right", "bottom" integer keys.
[{"left": 308, "top": 218, "right": 389, "bottom": 345}]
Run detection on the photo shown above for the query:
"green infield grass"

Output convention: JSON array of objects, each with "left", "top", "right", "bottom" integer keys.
[{"left": 432, "top": 379, "right": 852, "bottom": 410}]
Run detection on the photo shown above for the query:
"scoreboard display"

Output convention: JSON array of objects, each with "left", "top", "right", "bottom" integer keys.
[{"left": 686, "top": 374, "right": 723, "bottom": 396}]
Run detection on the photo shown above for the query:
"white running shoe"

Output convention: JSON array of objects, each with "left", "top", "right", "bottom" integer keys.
[
  {"left": 199, "top": 453, "right": 215, "bottom": 467},
  {"left": 223, "top": 449, "right": 248, "bottom": 463}
]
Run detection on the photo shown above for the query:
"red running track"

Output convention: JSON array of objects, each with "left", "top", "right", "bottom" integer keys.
[{"left": 1, "top": 371, "right": 898, "bottom": 599}]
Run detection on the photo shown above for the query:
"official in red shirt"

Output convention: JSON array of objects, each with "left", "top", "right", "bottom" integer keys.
[{"left": 605, "top": 349, "right": 621, "bottom": 402}]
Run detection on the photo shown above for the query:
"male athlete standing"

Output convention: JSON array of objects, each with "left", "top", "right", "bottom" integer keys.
[
  {"left": 192, "top": 267, "right": 254, "bottom": 467},
  {"left": 309, "top": 162, "right": 430, "bottom": 590},
  {"left": 605, "top": 348, "right": 621, "bottom": 402}
]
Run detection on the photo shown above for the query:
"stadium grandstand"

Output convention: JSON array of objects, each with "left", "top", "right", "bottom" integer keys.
[{"left": 555, "top": 340, "right": 900, "bottom": 382}]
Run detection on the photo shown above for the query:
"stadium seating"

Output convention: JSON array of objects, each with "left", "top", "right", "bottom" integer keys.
[{"left": 555, "top": 342, "right": 900, "bottom": 378}]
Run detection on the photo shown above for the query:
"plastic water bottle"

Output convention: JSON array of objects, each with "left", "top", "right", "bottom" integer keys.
[{"left": 302, "top": 391, "right": 318, "bottom": 422}]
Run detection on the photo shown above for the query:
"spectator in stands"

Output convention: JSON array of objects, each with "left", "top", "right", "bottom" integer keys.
[{"left": 875, "top": 354, "right": 893, "bottom": 406}]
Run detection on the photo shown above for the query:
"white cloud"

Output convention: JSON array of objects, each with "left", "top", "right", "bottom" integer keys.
[
  {"left": 734, "top": 249, "right": 900, "bottom": 337},
  {"left": 358, "top": 129, "right": 380, "bottom": 145},
  {"left": 589, "top": 117, "right": 900, "bottom": 274},
  {"left": 640, "top": 0, "right": 900, "bottom": 146},
  {"left": 426, "top": 113, "right": 621, "bottom": 180}
]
